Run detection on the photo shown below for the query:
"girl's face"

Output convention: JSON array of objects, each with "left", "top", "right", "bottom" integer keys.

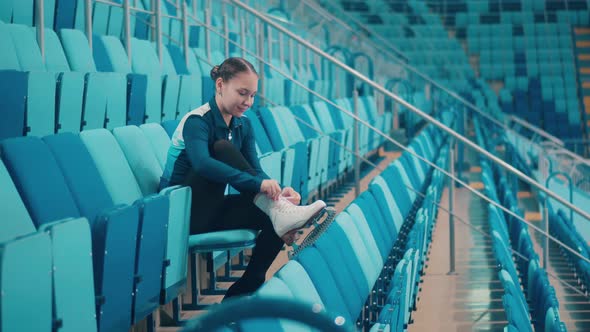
[{"left": 216, "top": 71, "right": 258, "bottom": 119}]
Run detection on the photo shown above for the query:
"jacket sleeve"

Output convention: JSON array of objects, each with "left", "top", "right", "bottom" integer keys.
[
  {"left": 183, "top": 115, "right": 263, "bottom": 193},
  {"left": 241, "top": 118, "right": 271, "bottom": 181}
]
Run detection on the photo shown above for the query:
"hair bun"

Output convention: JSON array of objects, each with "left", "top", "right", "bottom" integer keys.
[{"left": 210, "top": 65, "right": 221, "bottom": 80}]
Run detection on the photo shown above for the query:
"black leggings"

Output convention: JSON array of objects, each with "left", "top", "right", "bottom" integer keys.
[{"left": 184, "top": 140, "right": 283, "bottom": 298}]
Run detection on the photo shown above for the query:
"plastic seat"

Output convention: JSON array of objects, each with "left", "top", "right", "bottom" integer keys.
[
  {"left": 2, "top": 135, "right": 137, "bottom": 332},
  {"left": 79, "top": 128, "right": 168, "bottom": 323},
  {"left": 0, "top": 160, "right": 36, "bottom": 242},
  {"left": 109, "top": 125, "right": 256, "bottom": 317},
  {"left": 295, "top": 247, "right": 353, "bottom": 323},
  {"left": 335, "top": 213, "right": 380, "bottom": 289},
  {"left": 60, "top": 29, "right": 127, "bottom": 130},
  {"left": 0, "top": 70, "right": 27, "bottom": 140},
  {"left": 39, "top": 217, "right": 98, "bottom": 332},
  {"left": 131, "top": 37, "right": 175, "bottom": 123},
  {"left": 0, "top": 232, "right": 52, "bottom": 331}
]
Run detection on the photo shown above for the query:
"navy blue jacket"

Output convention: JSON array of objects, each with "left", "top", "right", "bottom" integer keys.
[{"left": 160, "top": 96, "right": 269, "bottom": 192}]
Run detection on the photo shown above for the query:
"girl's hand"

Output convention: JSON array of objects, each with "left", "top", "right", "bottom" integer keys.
[
  {"left": 260, "top": 179, "right": 282, "bottom": 200},
  {"left": 281, "top": 187, "right": 301, "bottom": 205}
]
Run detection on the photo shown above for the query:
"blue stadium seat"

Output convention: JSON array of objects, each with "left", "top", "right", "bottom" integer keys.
[
  {"left": 295, "top": 247, "right": 353, "bottom": 323},
  {"left": 124, "top": 125, "right": 257, "bottom": 312},
  {"left": 2, "top": 135, "right": 138, "bottom": 332},
  {"left": 0, "top": 232, "right": 53, "bottom": 331},
  {"left": 127, "top": 123, "right": 192, "bottom": 304},
  {"left": 5, "top": 24, "right": 58, "bottom": 137},
  {"left": 139, "top": 123, "right": 172, "bottom": 169},
  {"left": 93, "top": 35, "right": 149, "bottom": 126},
  {"left": 60, "top": 29, "right": 127, "bottom": 130},
  {"left": 257, "top": 106, "right": 309, "bottom": 200},
  {"left": 54, "top": 0, "right": 77, "bottom": 30},
  {"left": 0, "top": 70, "right": 27, "bottom": 140},
  {"left": 166, "top": 43, "right": 204, "bottom": 118},
  {"left": 0, "top": 160, "right": 36, "bottom": 242},
  {"left": 130, "top": 37, "right": 173, "bottom": 123},
  {"left": 38, "top": 217, "right": 98, "bottom": 332},
  {"left": 0, "top": 137, "right": 80, "bottom": 226},
  {"left": 9, "top": 0, "right": 34, "bottom": 26},
  {"left": 79, "top": 128, "right": 168, "bottom": 323}
]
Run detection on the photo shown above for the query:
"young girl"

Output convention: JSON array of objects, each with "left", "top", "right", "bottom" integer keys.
[{"left": 159, "top": 57, "right": 326, "bottom": 299}]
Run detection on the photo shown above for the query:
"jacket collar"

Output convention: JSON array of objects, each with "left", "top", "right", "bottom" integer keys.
[{"left": 209, "top": 96, "right": 243, "bottom": 130}]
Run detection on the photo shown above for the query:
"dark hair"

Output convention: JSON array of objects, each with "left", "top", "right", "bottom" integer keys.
[{"left": 210, "top": 57, "right": 258, "bottom": 82}]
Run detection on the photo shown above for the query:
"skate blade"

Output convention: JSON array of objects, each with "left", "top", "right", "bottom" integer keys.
[
  {"left": 288, "top": 207, "right": 336, "bottom": 259},
  {"left": 281, "top": 205, "right": 329, "bottom": 245}
]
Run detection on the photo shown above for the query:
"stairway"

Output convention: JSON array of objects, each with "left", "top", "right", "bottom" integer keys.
[
  {"left": 517, "top": 185, "right": 590, "bottom": 331},
  {"left": 409, "top": 161, "right": 508, "bottom": 331},
  {"left": 573, "top": 27, "right": 590, "bottom": 131}
]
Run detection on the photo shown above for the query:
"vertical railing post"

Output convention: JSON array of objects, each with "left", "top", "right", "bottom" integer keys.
[
  {"left": 279, "top": 33, "right": 284, "bottom": 65},
  {"left": 205, "top": 9, "right": 211, "bottom": 61},
  {"left": 182, "top": 1, "right": 190, "bottom": 68},
  {"left": 36, "top": 0, "right": 46, "bottom": 63},
  {"left": 267, "top": 25, "right": 273, "bottom": 61},
  {"left": 456, "top": 106, "right": 466, "bottom": 180},
  {"left": 223, "top": 13, "right": 230, "bottom": 58},
  {"left": 392, "top": 86, "right": 399, "bottom": 130},
  {"left": 123, "top": 0, "right": 132, "bottom": 63},
  {"left": 543, "top": 201, "right": 549, "bottom": 268},
  {"left": 288, "top": 38, "right": 294, "bottom": 75},
  {"left": 155, "top": 0, "right": 163, "bottom": 64},
  {"left": 85, "top": 0, "right": 93, "bottom": 50},
  {"left": 240, "top": 18, "right": 246, "bottom": 58},
  {"left": 150, "top": 0, "right": 156, "bottom": 41},
  {"left": 307, "top": 47, "right": 313, "bottom": 79},
  {"left": 353, "top": 89, "right": 361, "bottom": 198},
  {"left": 298, "top": 43, "right": 303, "bottom": 74},
  {"left": 256, "top": 21, "right": 265, "bottom": 107},
  {"left": 448, "top": 138, "right": 457, "bottom": 274}
]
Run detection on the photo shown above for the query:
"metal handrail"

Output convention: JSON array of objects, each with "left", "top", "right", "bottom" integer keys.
[
  {"left": 508, "top": 115, "right": 565, "bottom": 147},
  {"left": 230, "top": 0, "right": 590, "bottom": 227}
]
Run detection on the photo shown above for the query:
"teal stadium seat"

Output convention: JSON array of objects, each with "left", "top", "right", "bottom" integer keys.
[
  {"left": 93, "top": 35, "right": 150, "bottom": 126},
  {"left": 2, "top": 135, "right": 138, "bottom": 332},
  {"left": 79, "top": 128, "right": 169, "bottom": 323},
  {"left": 39, "top": 217, "right": 98, "bottom": 332},
  {"left": 60, "top": 28, "right": 127, "bottom": 130},
  {"left": 0, "top": 160, "right": 36, "bottom": 242},
  {"left": 0, "top": 232, "right": 53, "bottom": 331}
]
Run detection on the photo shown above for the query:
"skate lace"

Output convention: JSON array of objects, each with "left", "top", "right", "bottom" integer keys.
[{"left": 276, "top": 199, "right": 298, "bottom": 214}]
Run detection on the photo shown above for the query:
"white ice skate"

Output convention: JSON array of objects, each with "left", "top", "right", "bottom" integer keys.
[{"left": 254, "top": 194, "right": 329, "bottom": 245}]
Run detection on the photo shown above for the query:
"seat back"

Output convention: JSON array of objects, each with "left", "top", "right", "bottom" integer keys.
[
  {"left": 334, "top": 213, "right": 380, "bottom": 289},
  {"left": 0, "top": 70, "right": 27, "bottom": 140},
  {"left": 295, "top": 247, "right": 352, "bottom": 323},
  {"left": 0, "top": 159, "right": 35, "bottom": 242},
  {"left": 43, "top": 28, "right": 71, "bottom": 72},
  {"left": 59, "top": 28, "right": 97, "bottom": 72},
  {"left": 0, "top": 22, "right": 20, "bottom": 70},
  {"left": 7, "top": 24, "right": 44, "bottom": 71},
  {"left": 39, "top": 217, "right": 98, "bottom": 332},
  {"left": 140, "top": 123, "right": 172, "bottom": 169},
  {"left": 112, "top": 125, "right": 163, "bottom": 196},
  {"left": 80, "top": 128, "right": 143, "bottom": 205},
  {"left": 43, "top": 132, "right": 115, "bottom": 221},
  {"left": 0, "top": 232, "right": 53, "bottom": 331},
  {"left": 1, "top": 136, "right": 81, "bottom": 227}
]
